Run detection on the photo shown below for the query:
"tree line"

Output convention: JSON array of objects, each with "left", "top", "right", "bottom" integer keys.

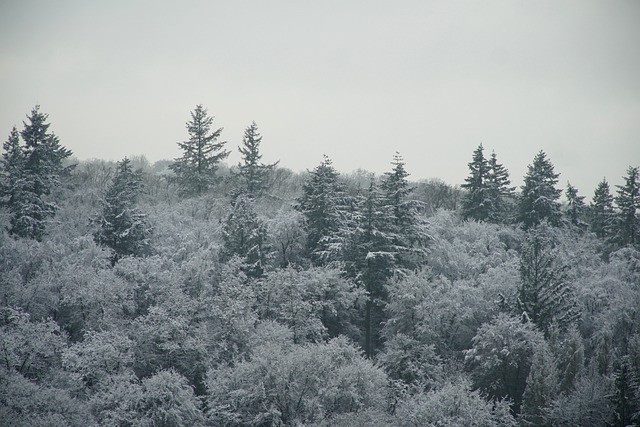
[{"left": 1, "top": 105, "right": 639, "bottom": 426}]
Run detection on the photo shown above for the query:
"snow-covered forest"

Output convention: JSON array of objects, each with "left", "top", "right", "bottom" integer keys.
[{"left": 1, "top": 105, "right": 639, "bottom": 426}]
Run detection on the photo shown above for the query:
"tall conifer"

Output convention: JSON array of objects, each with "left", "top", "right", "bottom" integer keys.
[
  {"left": 518, "top": 151, "right": 562, "bottom": 228},
  {"left": 614, "top": 166, "right": 640, "bottom": 247}
]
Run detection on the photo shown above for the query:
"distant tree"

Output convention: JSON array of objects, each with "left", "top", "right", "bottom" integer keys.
[
  {"left": 590, "top": 178, "right": 616, "bottom": 239},
  {"left": 614, "top": 166, "right": 640, "bottom": 247},
  {"left": 297, "top": 155, "right": 349, "bottom": 264},
  {"left": 518, "top": 151, "right": 562, "bottom": 228},
  {"left": 1, "top": 106, "right": 73, "bottom": 240},
  {"left": 517, "top": 225, "right": 580, "bottom": 334},
  {"left": 94, "top": 157, "right": 151, "bottom": 265},
  {"left": 565, "top": 182, "right": 586, "bottom": 227},
  {"left": 220, "top": 196, "right": 270, "bottom": 278},
  {"left": 236, "top": 121, "right": 278, "bottom": 197},
  {"left": 461, "top": 143, "right": 490, "bottom": 221},
  {"left": 611, "top": 357, "right": 638, "bottom": 427},
  {"left": 520, "top": 342, "right": 559, "bottom": 426},
  {"left": 486, "top": 149, "right": 515, "bottom": 223},
  {"left": 169, "top": 105, "right": 229, "bottom": 197}
]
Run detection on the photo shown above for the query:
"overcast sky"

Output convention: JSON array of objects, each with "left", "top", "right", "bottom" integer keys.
[{"left": 1, "top": 0, "right": 639, "bottom": 195}]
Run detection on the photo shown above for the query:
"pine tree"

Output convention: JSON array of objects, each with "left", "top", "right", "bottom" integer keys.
[
  {"left": 614, "top": 166, "right": 640, "bottom": 247},
  {"left": 520, "top": 343, "right": 559, "bottom": 426},
  {"left": 343, "top": 180, "right": 396, "bottom": 357},
  {"left": 590, "top": 178, "right": 616, "bottom": 239},
  {"left": 565, "top": 182, "right": 586, "bottom": 228},
  {"left": 0, "top": 127, "right": 24, "bottom": 208},
  {"left": 221, "top": 196, "right": 270, "bottom": 278},
  {"left": 380, "top": 152, "right": 426, "bottom": 268},
  {"left": 169, "top": 105, "right": 229, "bottom": 197},
  {"left": 611, "top": 357, "right": 638, "bottom": 427},
  {"left": 297, "top": 155, "right": 348, "bottom": 264},
  {"left": 518, "top": 151, "right": 562, "bottom": 228},
  {"left": 236, "top": 121, "right": 278, "bottom": 197},
  {"left": 486, "top": 149, "right": 514, "bottom": 223},
  {"left": 461, "top": 143, "right": 490, "bottom": 221},
  {"left": 1, "top": 106, "right": 73, "bottom": 240},
  {"left": 517, "top": 225, "right": 580, "bottom": 334},
  {"left": 94, "top": 157, "right": 151, "bottom": 265}
]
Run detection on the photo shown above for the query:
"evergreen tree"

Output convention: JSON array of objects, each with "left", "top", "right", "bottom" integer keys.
[
  {"left": 236, "top": 121, "right": 278, "bottom": 197},
  {"left": 221, "top": 196, "right": 270, "bottom": 278},
  {"left": 565, "top": 182, "right": 586, "bottom": 227},
  {"left": 342, "top": 180, "right": 396, "bottom": 357},
  {"left": 518, "top": 151, "right": 562, "bottom": 229},
  {"left": 1, "top": 106, "right": 73, "bottom": 240},
  {"left": 169, "top": 105, "right": 229, "bottom": 197},
  {"left": 520, "top": 343, "right": 559, "bottom": 426},
  {"left": 380, "top": 152, "right": 426, "bottom": 268},
  {"left": 486, "top": 149, "right": 514, "bottom": 223},
  {"left": 94, "top": 157, "right": 151, "bottom": 265},
  {"left": 614, "top": 166, "right": 640, "bottom": 247},
  {"left": 590, "top": 178, "right": 616, "bottom": 239},
  {"left": 461, "top": 143, "right": 490, "bottom": 221},
  {"left": 517, "top": 225, "right": 580, "bottom": 334},
  {"left": 0, "top": 127, "right": 24, "bottom": 208},
  {"left": 611, "top": 357, "right": 638, "bottom": 427},
  {"left": 297, "top": 155, "right": 348, "bottom": 264}
]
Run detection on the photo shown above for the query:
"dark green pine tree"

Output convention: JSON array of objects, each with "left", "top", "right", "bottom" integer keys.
[
  {"left": 518, "top": 151, "right": 562, "bottom": 229},
  {"left": 461, "top": 143, "right": 490, "bottom": 221},
  {"left": 3, "top": 106, "right": 73, "bottom": 240},
  {"left": 614, "top": 166, "right": 640, "bottom": 248},
  {"left": 343, "top": 180, "right": 396, "bottom": 357},
  {"left": 169, "top": 105, "right": 229, "bottom": 197},
  {"left": 236, "top": 121, "right": 278, "bottom": 198},
  {"left": 94, "top": 157, "right": 151, "bottom": 265},
  {"left": 380, "top": 152, "right": 426, "bottom": 268},
  {"left": 517, "top": 225, "right": 580, "bottom": 335},
  {"left": 590, "top": 178, "right": 616, "bottom": 240},
  {"left": 565, "top": 182, "right": 586, "bottom": 228},
  {"left": 220, "top": 196, "right": 270, "bottom": 278},
  {"left": 297, "top": 155, "right": 348, "bottom": 265},
  {"left": 486, "top": 150, "right": 514, "bottom": 223}
]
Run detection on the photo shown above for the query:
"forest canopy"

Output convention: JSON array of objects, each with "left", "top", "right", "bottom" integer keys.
[{"left": 1, "top": 105, "right": 639, "bottom": 426}]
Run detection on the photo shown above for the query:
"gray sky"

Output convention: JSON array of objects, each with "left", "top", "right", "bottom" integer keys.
[{"left": 1, "top": 0, "right": 639, "bottom": 195}]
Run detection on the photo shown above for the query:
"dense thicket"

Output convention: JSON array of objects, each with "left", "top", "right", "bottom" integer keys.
[{"left": 1, "top": 106, "right": 639, "bottom": 426}]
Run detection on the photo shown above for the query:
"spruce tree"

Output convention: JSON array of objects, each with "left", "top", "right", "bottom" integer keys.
[
  {"left": 486, "top": 149, "right": 514, "bottom": 223},
  {"left": 517, "top": 225, "right": 580, "bottom": 334},
  {"left": 518, "top": 151, "right": 562, "bottom": 228},
  {"left": 236, "top": 121, "right": 278, "bottom": 197},
  {"left": 94, "top": 157, "right": 151, "bottom": 265},
  {"left": 520, "top": 343, "right": 559, "bottom": 426},
  {"left": 565, "top": 182, "right": 586, "bottom": 227},
  {"left": 614, "top": 166, "right": 640, "bottom": 247},
  {"left": 169, "top": 105, "right": 229, "bottom": 197},
  {"left": 297, "top": 155, "right": 348, "bottom": 264},
  {"left": 2, "top": 106, "right": 73, "bottom": 240},
  {"left": 221, "top": 196, "right": 269, "bottom": 278},
  {"left": 380, "top": 152, "right": 426, "bottom": 268},
  {"left": 590, "top": 178, "right": 616, "bottom": 240},
  {"left": 343, "top": 180, "right": 396, "bottom": 357},
  {"left": 461, "top": 143, "right": 490, "bottom": 221}
]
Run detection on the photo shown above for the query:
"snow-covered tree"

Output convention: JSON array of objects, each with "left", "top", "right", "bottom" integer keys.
[
  {"left": 236, "top": 121, "right": 278, "bottom": 197},
  {"left": 169, "top": 105, "right": 229, "bottom": 197},
  {"left": 461, "top": 143, "right": 490, "bottom": 221},
  {"left": 221, "top": 196, "right": 270, "bottom": 278},
  {"left": 297, "top": 155, "right": 349, "bottom": 264},
  {"left": 1, "top": 106, "right": 73, "bottom": 240},
  {"left": 486, "top": 149, "right": 515, "bottom": 223},
  {"left": 565, "top": 182, "right": 586, "bottom": 227},
  {"left": 94, "top": 157, "right": 151, "bottom": 265},
  {"left": 517, "top": 225, "right": 580, "bottom": 334},
  {"left": 614, "top": 166, "right": 640, "bottom": 247},
  {"left": 590, "top": 178, "right": 616, "bottom": 240},
  {"left": 520, "top": 342, "right": 559, "bottom": 426},
  {"left": 518, "top": 151, "right": 562, "bottom": 228}
]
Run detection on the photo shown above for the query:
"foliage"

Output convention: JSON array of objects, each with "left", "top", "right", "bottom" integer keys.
[
  {"left": 518, "top": 150, "right": 562, "bottom": 228},
  {"left": 236, "top": 121, "right": 278, "bottom": 197},
  {"left": 614, "top": 165, "right": 640, "bottom": 247},
  {"left": 590, "top": 178, "right": 616, "bottom": 241}
]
